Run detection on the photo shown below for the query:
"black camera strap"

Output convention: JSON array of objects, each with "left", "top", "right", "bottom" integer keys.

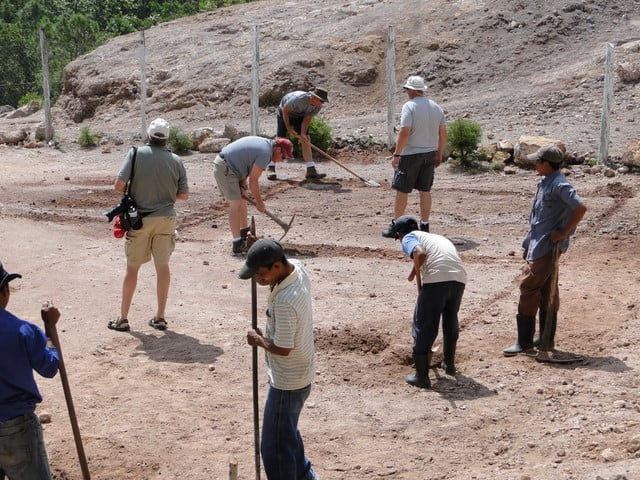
[{"left": 125, "top": 146, "right": 138, "bottom": 196}]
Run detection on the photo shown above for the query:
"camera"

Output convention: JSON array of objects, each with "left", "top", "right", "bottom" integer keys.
[{"left": 104, "top": 195, "right": 135, "bottom": 223}]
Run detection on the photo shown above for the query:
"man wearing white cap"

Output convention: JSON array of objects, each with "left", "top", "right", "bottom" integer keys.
[
  {"left": 108, "top": 118, "right": 190, "bottom": 333},
  {"left": 382, "top": 75, "right": 447, "bottom": 238}
]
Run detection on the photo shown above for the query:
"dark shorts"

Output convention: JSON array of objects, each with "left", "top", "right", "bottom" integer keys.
[
  {"left": 391, "top": 152, "right": 436, "bottom": 193},
  {"left": 277, "top": 114, "right": 304, "bottom": 137}
]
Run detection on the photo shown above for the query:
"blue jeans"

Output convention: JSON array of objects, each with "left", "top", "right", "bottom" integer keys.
[
  {"left": 261, "top": 384, "right": 317, "bottom": 480},
  {"left": 0, "top": 413, "right": 51, "bottom": 480}
]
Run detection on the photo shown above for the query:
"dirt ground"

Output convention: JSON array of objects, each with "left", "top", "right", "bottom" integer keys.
[{"left": 0, "top": 138, "right": 638, "bottom": 480}]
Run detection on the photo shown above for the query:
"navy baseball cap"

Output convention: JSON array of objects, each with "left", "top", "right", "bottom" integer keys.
[
  {"left": 0, "top": 261, "right": 22, "bottom": 289},
  {"left": 238, "top": 239, "right": 286, "bottom": 279},
  {"left": 393, "top": 215, "right": 419, "bottom": 238}
]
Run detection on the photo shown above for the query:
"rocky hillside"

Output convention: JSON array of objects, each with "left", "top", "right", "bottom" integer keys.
[{"left": 55, "top": 0, "right": 640, "bottom": 157}]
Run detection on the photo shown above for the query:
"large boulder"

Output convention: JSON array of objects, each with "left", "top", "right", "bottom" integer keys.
[
  {"left": 0, "top": 129, "right": 29, "bottom": 145},
  {"left": 621, "top": 140, "right": 640, "bottom": 167},
  {"left": 514, "top": 135, "right": 566, "bottom": 168}
]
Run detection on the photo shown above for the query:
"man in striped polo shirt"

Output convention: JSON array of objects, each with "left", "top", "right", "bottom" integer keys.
[{"left": 240, "top": 239, "right": 318, "bottom": 480}]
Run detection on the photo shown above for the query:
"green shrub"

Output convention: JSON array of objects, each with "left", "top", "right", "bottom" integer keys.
[
  {"left": 289, "top": 117, "right": 333, "bottom": 157},
  {"left": 78, "top": 126, "right": 98, "bottom": 147},
  {"left": 18, "top": 93, "right": 43, "bottom": 109},
  {"left": 169, "top": 126, "right": 193, "bottom": 154},
  {"left": 447, "top": 118, "right": 482, "bottom": 165},
  {"left": 586, "top": 157, "right": 598, "bottom": 167}
]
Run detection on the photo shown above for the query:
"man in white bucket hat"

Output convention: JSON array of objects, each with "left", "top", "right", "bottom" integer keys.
[{"left": 382, "top": 75, "right": 447, "bottom": 238}]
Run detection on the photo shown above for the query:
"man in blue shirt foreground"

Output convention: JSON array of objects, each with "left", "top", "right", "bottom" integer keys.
[
  {"left": 503, "top": 145, "right": 587, "bottom": 356},
  {"left": 0, "top": 261, "right": 60, "bottom": 480}
]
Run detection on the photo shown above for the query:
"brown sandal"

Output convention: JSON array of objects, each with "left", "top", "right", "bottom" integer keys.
[
  {"left": 107, "top": 317, "right": 130, "bottom": 332},
  {"left": 148, "top": 317, "right": 167, "bottom": 330}
]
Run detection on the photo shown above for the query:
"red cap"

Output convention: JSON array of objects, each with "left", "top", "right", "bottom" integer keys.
[{"left": 274, "top": 138, "right": 294, "bottom": 160}]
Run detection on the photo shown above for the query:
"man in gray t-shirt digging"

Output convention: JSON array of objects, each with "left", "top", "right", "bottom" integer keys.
[
  {"left": 214, "top": 136, "right": 293, "bottom": 254},
  {"left": 267, "top": 87, "right": 329, "bottom": 181}
]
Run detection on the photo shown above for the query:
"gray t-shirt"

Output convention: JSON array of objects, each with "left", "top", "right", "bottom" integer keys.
[
  {"left": 220, "top": 136, "right": 274, "bottom": 179},
  {"left": 399, "top": 96, "right": 445, "bottom": 155},
  {"left": 277, "top": 91, "right": 321, "bottom": 118},
  {"left": 118, "top": 145, "right": 189, "bottom": 217}
]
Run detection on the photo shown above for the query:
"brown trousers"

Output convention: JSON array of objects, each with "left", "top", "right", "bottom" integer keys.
[{"left": 517, "top": 250, "right": 560, "bottom": 317}]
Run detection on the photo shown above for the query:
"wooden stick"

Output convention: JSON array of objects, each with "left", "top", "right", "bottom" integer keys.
[
  {"left": 46, "top": 320, "right": 91, "bottom": 480},
  {"left": 250, "top": 216, "right": 261, "bottom": 480},
  {"left": 229, "top": 457, "right": 238, "bottom": 480}
]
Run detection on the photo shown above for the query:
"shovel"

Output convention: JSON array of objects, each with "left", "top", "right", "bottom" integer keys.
[
  {"left": 308, "top": 143, "right": 381, "bottom": 187},
  {"left": 245, "top": 196, "right": 295, "bottom": 241}
]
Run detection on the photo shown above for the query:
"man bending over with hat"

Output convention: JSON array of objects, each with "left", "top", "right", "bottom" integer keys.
[
  {"left": 239, "top": 239, "right": 319, "bottom": 480},
  {"left": 394, "top": 216, "right": 467, "bottom": 389},
  {"left": 267, "top": 87, "right": 329, "bottom": 181},
  {"left": 214, "top": 136, "right": 294, "bottom": 255},
  {"left": 0, "top": 261, "right": 60, "bottom": 479},
  {"left": 504, "top": 144, "right": 587, "bottom": 357},
  {"left": 382, "top": 75, "right": 447, "bottom": 238}
]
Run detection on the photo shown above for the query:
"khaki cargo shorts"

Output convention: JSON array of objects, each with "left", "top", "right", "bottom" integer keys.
[{"left": 125, "top": 216, "right": 177, "bottom": 266}]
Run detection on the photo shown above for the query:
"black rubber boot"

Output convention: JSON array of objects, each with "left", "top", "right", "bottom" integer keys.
[
  {"left": 533, "top": 309, "right": 546, "bottom": 347},
  {"left": 419, "top": 221, "right": 430, "bottom": 232},
  {"left": 406, "top": 353, "right": 431, "bottom": 389},
  {"left": 538, "top": 310, "right": 557, "bottom": 351},
  {"left": 240, "top": 226, "right": 250, "bottom": 240},
  {"left": 503, "top": 314, "right": 536, "bottom": 356},
  {"left": 441, "top": 339, "right": 457, "bottom": 375},
  {"left": 266, "top": 165, "right": 277, "bottom": 180}
]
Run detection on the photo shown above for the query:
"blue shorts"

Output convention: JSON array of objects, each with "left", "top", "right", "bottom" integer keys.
[{"left": 277, "top": 114, "right": 304, "bottom": 137}]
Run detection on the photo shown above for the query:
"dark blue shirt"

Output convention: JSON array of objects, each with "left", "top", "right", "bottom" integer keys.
[
  {"left": 0, "top": 308, "right": 59, "bottom": 421},
  {"left": 523, "top": 170, "right": 584, "bottom": 261}
]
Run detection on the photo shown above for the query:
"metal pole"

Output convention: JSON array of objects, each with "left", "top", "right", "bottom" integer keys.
[
  {"left": 598, "top": 42, "right": 614, "bottom": 165},
  {"left": 251, "top": 26, "right": 260, "bottom": 136},
  {"left": 386, "top": 26, "right": 396, "bottom": 148},
  {"left": 38, "top": 29, "right": 53, "bottom": 142}
]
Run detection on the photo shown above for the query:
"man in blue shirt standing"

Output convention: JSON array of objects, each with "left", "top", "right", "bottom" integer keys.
[
  {"left": 0, "top": 261, "right": 60, "bottom": 479},
  {"left": 504, "top": 145, "right": 587, "bottom": 356}
]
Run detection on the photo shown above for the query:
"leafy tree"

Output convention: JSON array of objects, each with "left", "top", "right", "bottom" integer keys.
[
  {"left": 0, "top": 0, "right": 258, "bottom": 106},
  {"left": 0, "top": 22, "right": 38, "bottom": 106}
]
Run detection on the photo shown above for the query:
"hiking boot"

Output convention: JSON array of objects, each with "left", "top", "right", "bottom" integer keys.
[
  {"left": 381, "top": 220, "right": 396, "bottom": 239},
  {"left": 266, "top": 165, "right": 277, "bottom": 180},
  {"left": 240, "top": 226, "right": 250, "bottom": 240},
  {"left": 420, "top": 221, "right": 430, "bottom": 232},
  {"left": 232, "top": 238, "right": 246, "bottom": 255},
  {"left": 305, "top": 166, "right": 326, "bottom": 180}
]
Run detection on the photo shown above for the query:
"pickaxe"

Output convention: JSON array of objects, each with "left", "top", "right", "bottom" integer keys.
[{"left": 245, "top": 196, "right": 295, "bottom": 241}]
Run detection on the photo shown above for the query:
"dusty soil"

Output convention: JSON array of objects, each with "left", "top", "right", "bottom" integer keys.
[
  {"left": 1, "top": 139, "right": 639, "bottom": 480},
  {"left": 2, "top": 0, "right": 640, "bottom": 479}
]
